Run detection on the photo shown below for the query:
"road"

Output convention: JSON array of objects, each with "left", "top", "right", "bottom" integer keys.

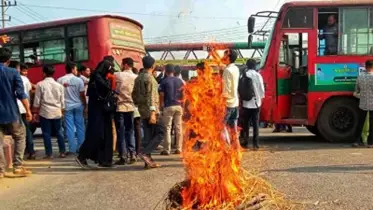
[{"left": 1, "top": 127, "right": 373, "bottom": 210}]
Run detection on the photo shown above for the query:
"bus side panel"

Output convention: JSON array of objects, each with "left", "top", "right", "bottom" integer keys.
[{"left": 87, "top": 18, "right": 108, "bottom": 68}]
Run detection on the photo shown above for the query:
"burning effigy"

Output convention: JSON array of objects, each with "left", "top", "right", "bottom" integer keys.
[{"left": 164, "top": 47, "right": 296, "bottom": 210}]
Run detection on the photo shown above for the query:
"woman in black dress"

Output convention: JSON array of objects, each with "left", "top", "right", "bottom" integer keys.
[{"left": 76, "top": 59, "right": 116, "bottom": 168}]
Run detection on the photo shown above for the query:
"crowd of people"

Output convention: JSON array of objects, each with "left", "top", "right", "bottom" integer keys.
[{"left": 0, "top": 45, "right": 275, "bottom": 178}]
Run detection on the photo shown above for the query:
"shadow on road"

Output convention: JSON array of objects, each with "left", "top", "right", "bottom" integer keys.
[{"left": 267, "top": 164, "right": 373, "bottom": 174}]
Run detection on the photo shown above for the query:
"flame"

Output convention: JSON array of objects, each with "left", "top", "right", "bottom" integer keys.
[{"left": 181, "top": 45, "right": 245, "bottom": 209}]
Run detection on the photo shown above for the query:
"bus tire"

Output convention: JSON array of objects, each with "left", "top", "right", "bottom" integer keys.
[
  {"left": 306, "top": 125, "right": 319, "bottom": 135},
  {"left": 317, "top": 97, "right": 359, "bottom": 143}
]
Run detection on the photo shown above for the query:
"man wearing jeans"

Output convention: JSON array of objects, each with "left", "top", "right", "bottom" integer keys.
[
  {"left": 114, "top": 58, "right": 137, "bottom": 165},
  {"left": 0, "top": 48, "right": 32, "bottom": 178},
  {"left": 222, "top": 50, "right": 240, "bottom": 142},
  {"left": 159, "top": 64, "right": 184, "bottom": 155},
  {"left": 57, "top": 62, "right": 87, "bottom": 155},
  {"left": 239, "top": 59, "right": 265, "bottom": 150},
  {"left": 33, "top": 65, "right": 66, "bottom": 158},
  {"left": 132, "top": 56, "right": 165, "bottom": 169}
]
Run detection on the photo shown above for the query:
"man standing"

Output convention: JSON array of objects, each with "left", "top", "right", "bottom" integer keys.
[
  {"left": 57, "top": 62, "right": 87, "bottom": 155},
  {"left": 222, "top": 50, "right": 240, "bottom": 141},
  {"left": 319, "top": 15, "right": 338, "bottom": 55},
  {"left": 239, "top": 59, "right": 265, "bottom": 150},
  {"left": 354, "top": 60, "right": 373, "bottom": 147},
  {"left": 33, "top": 65, "right": 66, "bottom": 158},
  {"left": 132, "top": 56, "right": 165, "bottom": 169},
  {"left": 78, "top": 65, "right": 91, "bottom": 86},
  {"left": 14, "top": 62, "right": 35, "bottom": 160},
  {"left": 0, "top": 48, "right": 32, "bottom": 177},
  {"left": 114, "top": 58, "right": 137, "bottom": 165},
  {"left": 159, "top": 64, "right": 184, "bottom": 155}
]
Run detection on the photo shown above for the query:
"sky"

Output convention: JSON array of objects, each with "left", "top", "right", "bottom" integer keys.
[{"left": 4, "top": 0, "right": 288, "bottom": 58}]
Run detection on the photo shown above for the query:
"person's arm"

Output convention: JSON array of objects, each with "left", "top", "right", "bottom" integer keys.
[
  {"left": 78, "top": 79, "right": 87, "bottom": 107},
  {"left": 258, "top": 74, "right": 265, "bottom": 99},
  {"left": 32, "top": 84, "right": 41, "bottom": 122},
  {"left": 222, "top": 69, "right": 232, "bottom": 99},
  {"left": 354, "top": 77, "right": 361, "bottom": 98},
  {"left": 15, "top": 73, "right": 32, "bottom": 121},
  {"left": 132, "top": 79, "right": 139, "bottom": 106},
  {"left": 60, "top": 85, "right": 65, "bottom": 114},
  {"left": 158, "top": 81, "right": 165, "bottom": 109}
]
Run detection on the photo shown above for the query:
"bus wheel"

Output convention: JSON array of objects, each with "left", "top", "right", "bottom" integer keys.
[
  {"left": 306, "top": 125, "right": 319, "bottom": 135},
  {"left": 317, "top": 97, "right": 359, "bottom": 143}
]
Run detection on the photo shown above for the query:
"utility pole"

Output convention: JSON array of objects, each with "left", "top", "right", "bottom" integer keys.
[{"left": 1, "top": 0, "right": 17, "bottom": 28}]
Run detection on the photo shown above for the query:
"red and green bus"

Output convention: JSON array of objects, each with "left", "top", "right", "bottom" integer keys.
[
  {"left": 248, "top": 0, "right": 373, "bottom": 142},
  {"left": 0, "top": 15, "right": 146, "bottom": 84}
]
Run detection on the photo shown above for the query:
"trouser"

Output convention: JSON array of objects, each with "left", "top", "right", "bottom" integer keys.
[
  {"left": 134, "top": 117, "right": 142, "bottom": 155},
  {"left": 21, "top": 114, "right": 35, "bottom": 154},
  {"left": 115, "top": 112, "right": 135, "bottom": 158},
  {"left": 141, "top": 117, "right": 166, "bottom": 155},
  {"left": 40, "top": 117, "right": 66, "bottom": 156},
  {"left": 0, "top": 120, "right": 26, "bottom": 173},
  {"left": 240, "top": 107, "right": 260, "bottom": 148},
  {"left": 357, "top": 109, "right": 373, "bottom": 145},
  {"left": 162, "top": 105, "right": 183, "bottom": 152},
  {"left": 223, "top": 107, "right": 239, "bottom": 144},
  {"left": 64, "top": 105, "right": 85, "bottom": 153}
]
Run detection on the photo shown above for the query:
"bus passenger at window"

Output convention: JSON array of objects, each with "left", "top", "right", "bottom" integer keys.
[{"left": 319, "top": 15, "right": 338, "bottom": 55}]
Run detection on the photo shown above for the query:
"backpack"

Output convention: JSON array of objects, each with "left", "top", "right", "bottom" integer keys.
[{"left": 238, "top": 69, "right": 255, "bottom": 101}]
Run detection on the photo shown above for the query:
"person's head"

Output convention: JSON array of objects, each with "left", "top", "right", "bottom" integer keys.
[
  {"left": 65, "top": 62, "right": 78, "bottom": 75},
  {"left": 196, "top": 62, "right": 205, "bottom": 71},
  {"left": 79, "top": 65, "right": 91, "bottom": 78},
  {"left": 0, "top": 48, "right": 12, "bottom": 65},
  {"left": 9, "top": 60, "right": 21, "bottom": 72},
  {"left": 222, "top": 49, "right": 238, "bottom": 65},
  {"left": 132, "top": 67, "right": 139, "bottom": 75},
  {"left": 174, "top": 65, "right": 181, "bottom": 76},
  {"left": 142, "top": 56, "right": 156, "bottom": 71},
  {"left": 20, "top": 63, "right": 28, "bottom": 76},
  {"left": 246, "top": 59, "right": 257, "bottom": 70},
  {"left": 95, "top": 59, "right": 113, "bottom": 77},
  {"left": 328, "top": 15, "right": 336, "bottom": 26},
  {"left": 42, "top": 65, "right": 55, "bottom": 78},
  {"left": 165, "top": 64, "right": 175, "bottom": 76},
  {"left": 122, "top": 57, "right": 134, "bottom": 71},
  {"left": 365, "top": 60, "right": 373, "bottom": 72}
]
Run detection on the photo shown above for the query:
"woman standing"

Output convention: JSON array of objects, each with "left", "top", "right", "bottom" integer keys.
[{"left": 76, "top": 59, "right": 117, "bottom": 168}]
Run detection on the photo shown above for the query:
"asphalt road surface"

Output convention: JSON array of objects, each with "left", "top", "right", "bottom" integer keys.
[{"left": 1, "top": 127, "right": 373, "bottom": 210}]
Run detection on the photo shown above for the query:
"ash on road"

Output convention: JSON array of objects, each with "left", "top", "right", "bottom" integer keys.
[{"left": 1, "top": 127, "right": 372, "bottom": 210}]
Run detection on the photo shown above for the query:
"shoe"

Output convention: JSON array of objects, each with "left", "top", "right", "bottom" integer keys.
[
  {"left": 138, "top": 153, "right": 161, "bottom": 169},
  {"left": 174, "top": 149, "right": 181, "bottom": 155},
  {"left": 27, "top": 153, "right": 36, "bottom": 160},
  {"left": 128, "top": 154, "right": 137, "bottom": 165},
  {"left": 156, "top": 145, "right": 164, "bottom": 150},
  {"left": 75, "top": 157, "right": 89, "bottom": 169},
  {"left": 13, "top": 167, "right": 32, "bottom": 176},
  {"left": 114, "top": 158, "right": 126, "bottom": 165},
  {"left": 59, "top": 153, "right": 66, "bottom": 158},
  {"left": 144, "top": 162, "right": 161, "bottom": 170},
  {"left": 352, "top": 143, "right": 365, "bottom": 148},
  {"left": 43, "top": 155, "right": 53, "bottom": 160},
  {"left": 160, "top": 150, "right": 170, "bottom": 156}
]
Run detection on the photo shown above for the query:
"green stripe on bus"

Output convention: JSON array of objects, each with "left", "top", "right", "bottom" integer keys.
[{"left": 277, "top": 75, "right": 355, "bottom": 96}]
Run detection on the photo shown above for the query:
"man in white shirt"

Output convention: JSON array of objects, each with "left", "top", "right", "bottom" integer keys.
[
  {"left": 240, "top": 59, "right": 265, "bottom": 150},
  {"left": 57, "top": 62, "right": 87, "bottom": 155},
  {"left": 114, "top": 58, "right": 138, "bottom": 165},
  {"left": 33, "top": 65, "right": 66, "bottom": 159},
  {"left": 222, "top": 50, "right": 240, "bottom": 133}
]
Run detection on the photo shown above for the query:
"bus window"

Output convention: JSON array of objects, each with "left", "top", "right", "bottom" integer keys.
[
  {"left": 339, "top": 7, "right": 371, "bottom": 55},
  {"left": 282, "top": 7, "right": 313, "bottom": 29},
  {"left": 317, "top": 8, "right": 338, "bottom": 56},
  {"left": 24, "top": 42, "right": 41, "bottom": 66},
  {"left": 67, "top": 24, "right": 88, "bottom": 62},
  {"left": 41, "top": 40, "right": 66, "bottom": 64}
]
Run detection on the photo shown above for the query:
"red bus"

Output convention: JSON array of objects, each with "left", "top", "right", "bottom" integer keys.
[
  {"left": 248, "top": 0, "right": 373, "bottom": 142},
  {"left": 0, "top": 15, "right": 145, "bottom": 84}
]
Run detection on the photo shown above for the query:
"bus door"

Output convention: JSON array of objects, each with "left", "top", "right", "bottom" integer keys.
[{"left": 277, "top": 32, "right": 310, "bottom": 120}]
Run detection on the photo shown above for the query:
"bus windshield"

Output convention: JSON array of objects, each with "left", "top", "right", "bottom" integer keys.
[{"left": 259, "top": 22, "right": 275, "bottom": 69}]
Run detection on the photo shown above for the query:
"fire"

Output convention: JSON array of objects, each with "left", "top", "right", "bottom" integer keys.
[
  {"left": 181, "top": 46, "right": 245, "bottom": 209},
  {"left": 178, "top": 46, "right": 295, "bottom": 210}
]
